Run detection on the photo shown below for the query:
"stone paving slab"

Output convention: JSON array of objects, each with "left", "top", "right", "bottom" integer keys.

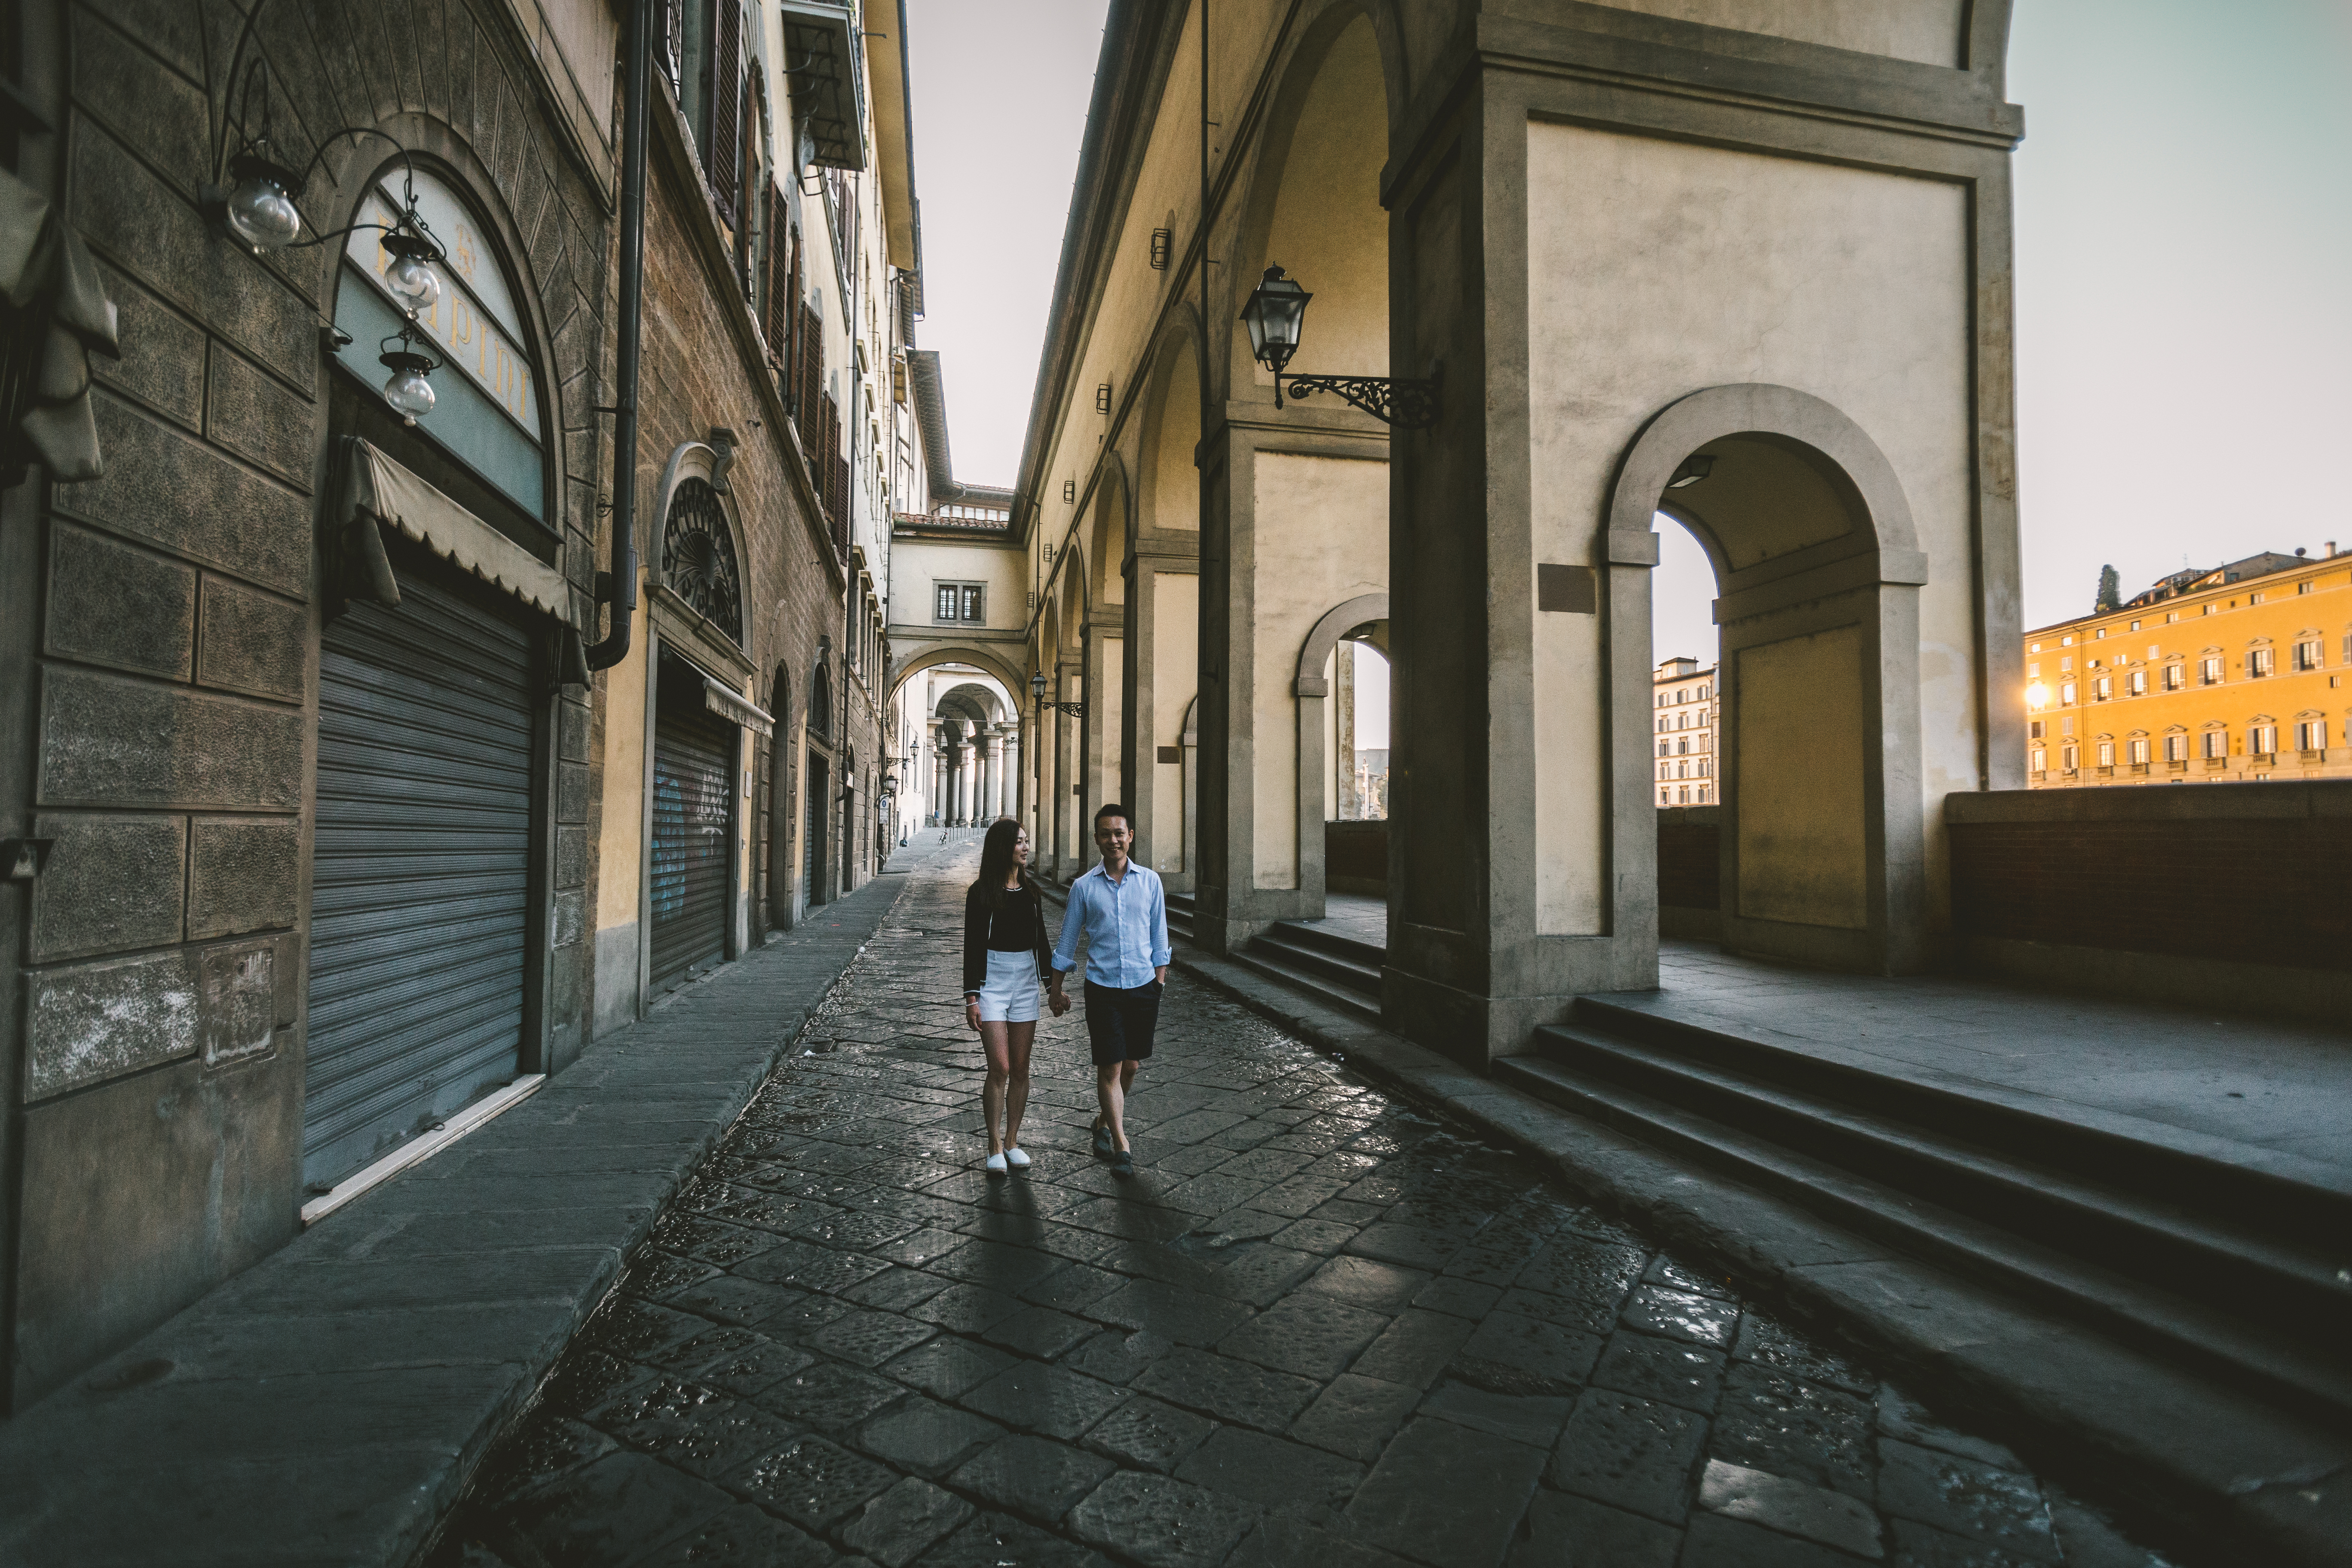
[
  {"left": 429, "top": 847, "right": 2190, "bottom": 1568},
  {"left": 1168, "top": 934, "right": 2352, "bottom": 1568},
  {"left": 0, "top": 873, "right": 911, "bottom": 1568}
]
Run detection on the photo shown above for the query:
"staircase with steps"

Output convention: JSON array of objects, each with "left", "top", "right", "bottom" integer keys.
[
  {"left": 1232, "top": 919, "right": 1383, "bottom": 1023},
  {"left": 1492, "top": 995, "right": 2352, "bottom": 1425}
]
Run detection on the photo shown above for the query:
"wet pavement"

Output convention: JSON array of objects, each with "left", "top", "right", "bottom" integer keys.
[{"left": 432, "top": 842, "right": 2169, "bottom": 1568}]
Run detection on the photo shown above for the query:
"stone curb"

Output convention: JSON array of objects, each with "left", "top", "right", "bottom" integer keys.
[
  {"left": 0, "top": 874, "right": 911, "bottom": 1568},
  {"left": 1164, "top": 939, "right": 2352, "bottom": 1568}
]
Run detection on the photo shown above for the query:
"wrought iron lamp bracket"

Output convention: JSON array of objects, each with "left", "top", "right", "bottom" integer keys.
[
  {"left": 1278, "top": 361, "right": 1442, "bottom": 429},
  {"left": 1041, "top": 701, "right": 1086, "bottom": 718}
]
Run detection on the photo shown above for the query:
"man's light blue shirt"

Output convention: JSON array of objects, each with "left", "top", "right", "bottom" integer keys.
[{"left": 1051, "top": 860, "right": 1171, "bottom": 990}]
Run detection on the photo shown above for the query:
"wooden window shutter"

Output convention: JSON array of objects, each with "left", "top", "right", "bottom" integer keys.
[
  {"left": 798, "top": 305, "right": 823, "bottom": 444},
  {"left": 763, "top": 190, "right": 790, "bottom": 361},
  {"left": 710, "top": 0, "right": 742, "bottom": 223}
]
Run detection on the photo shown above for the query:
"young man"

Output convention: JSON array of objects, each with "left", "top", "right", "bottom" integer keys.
[{"left": 1047, "top": 803, "right": 1170, "bottom": 1177}]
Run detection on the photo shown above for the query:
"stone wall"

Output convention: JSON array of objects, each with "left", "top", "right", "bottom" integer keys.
[
  {"left": 1947, "top": 784, "right": 2352, "bottom": 1022},
  {"left": 3, "top": 0, "right": 612, "bottom": 1407}
]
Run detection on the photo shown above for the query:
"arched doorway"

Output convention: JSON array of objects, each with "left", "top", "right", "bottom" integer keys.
[{"left": 1611, "top": 384, "right": 1931, "bottom": 974}]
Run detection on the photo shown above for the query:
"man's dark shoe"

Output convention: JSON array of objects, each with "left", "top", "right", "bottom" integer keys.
[
  {"left": 1111, "top": 1149, "right": 1136, "bottom": 1177},
  {"left": 1093, "top": 1123, "right": 1115, "bottom": 1158}
]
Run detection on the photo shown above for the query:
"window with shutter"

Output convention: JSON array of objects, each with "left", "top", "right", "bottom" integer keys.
[
  {"left": 960, "top": 585, "right": 983, "bottom": 622},
  {"left": 710, "top": 0, "right": 742, "bottom": 223},
  {"left": 764, "top": 190, "right": 791, "bottom": 363},
  {"left": 660, "top": 0, "right": 684, "bottom": 92}
]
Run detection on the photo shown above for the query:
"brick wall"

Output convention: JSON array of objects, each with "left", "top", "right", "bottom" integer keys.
[{"left": 1948, "top": 786, "right": 2352, "bottom": 973}]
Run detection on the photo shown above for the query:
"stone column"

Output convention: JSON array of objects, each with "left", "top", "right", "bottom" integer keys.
[
  {"left": 1002, "top": 731, "right": 1022, "bottom": 830},
  {"left": 983, "top": 725, "right": 1008, "bottom": 822},
  {"left": 956, "top": 726, "right": 977, "bottom": 826},
  {"left": 1056, "top": 663, "right": 1083, "bottom": 872},
  {"left": 931, "top": 724, "right": 949, "bottom": 825}
]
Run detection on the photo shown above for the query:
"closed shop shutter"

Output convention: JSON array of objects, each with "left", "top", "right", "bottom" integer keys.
[
  {"left": 651, "top": 662, "right": 734, "bottom": 990},
  {"left": 307, "top": 571, "right": 534, "bottom": 1189}
]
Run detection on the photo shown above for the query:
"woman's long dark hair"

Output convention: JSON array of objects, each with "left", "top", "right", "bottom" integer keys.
[{"left": 974, "top": 817, "right": 1033, "bottom": 911}]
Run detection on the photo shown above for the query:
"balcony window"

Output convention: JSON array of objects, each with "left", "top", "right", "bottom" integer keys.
[
  {"left": 2294, "top": 640, "right": 2322, "bottom": 671},
  {"left": 2250, "top": 724, "right": 2277, "bottom": 756},
  {"left": 2061, "top": 745, "right": 2079, "bottom": 771},
  {"left": 2200, "top": 657, "right": 2222, "bottom": 685},
  {"left": 2163, "top": 664, "right": 2184, "bottom": 691},
  {"left": 2128, "top": 738, "right": 2150, "bottom": 765},
  {"left": 2096, "top": 741, "right": 2115, "bottom": 766},
  {"left": 2247, "top": 648, "right": 2275, "bottom": 678},
  {"left": 2093, "top": 677, "right": 2112, "bottom": 701},
  {"left": 2127, "top": 670, "right": 2146, "bottom": 696},
  {"left": 2296, "top": 720, "right": 2328, "bottom": 750},
  {"left": 2060, "top": 682, "right": 2077, "bottom": 705},
  {"left": 2202, "top": 730, "right": 2228, "bottom": 760},
  {"left": 2030, "top": 747, "right": 2046, "bottom": 772},
  {"left": 2165, "top": 734, "right": 2187, "bottom": 762}
]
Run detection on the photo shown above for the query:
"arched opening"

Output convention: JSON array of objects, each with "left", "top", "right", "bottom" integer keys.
[
  {"left": 766, "top": 662, "right": 795, "bottom": 931},
  {"left": 1136, "top": 334, "right": 1203, "bottom": 882},
  {"left": 1207, "top": 8, "right": 1392, "bottom": 929},
  {"left": 806, "top": 664, "right": 833, "bottom": 906},
  {"left": 1611, "top": 385, "right": 1929, "bottom": 974}
]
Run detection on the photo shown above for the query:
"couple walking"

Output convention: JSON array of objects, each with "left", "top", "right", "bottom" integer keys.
[{"left": 960, "top": 804, "right": 1170, "bottom": 1178}]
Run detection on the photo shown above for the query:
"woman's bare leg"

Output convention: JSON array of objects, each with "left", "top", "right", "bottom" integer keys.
[
  {"left": 1001, "top": 1021, "right": 1036, "bottom": 1149},
  {"left": 980, "top": 1020, "right": 1012, "bottom": 1154}
]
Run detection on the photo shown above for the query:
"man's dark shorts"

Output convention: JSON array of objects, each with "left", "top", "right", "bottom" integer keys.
[{"left": 1084, "top": 980, "right": 1162, "bottom": 1066}]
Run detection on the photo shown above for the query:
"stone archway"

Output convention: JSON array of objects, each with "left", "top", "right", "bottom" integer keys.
[{"left": 1608, "top": 384, "right": 1930, "bottom": 975}]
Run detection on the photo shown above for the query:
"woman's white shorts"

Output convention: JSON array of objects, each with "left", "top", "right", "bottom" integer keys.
[{"left": 976, "top": 949, "right": 1042, "bottom": 1023}]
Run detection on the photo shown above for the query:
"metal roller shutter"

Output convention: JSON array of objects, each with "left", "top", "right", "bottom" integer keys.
[
  {"left": 306, "top": 571, "right": 534, "bottom": 1189},
  {"left": 650, "top": 662, "right": 734, "bottom": 990}
]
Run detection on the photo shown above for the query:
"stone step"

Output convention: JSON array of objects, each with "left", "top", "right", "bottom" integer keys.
[
  {"left": 1264, "top": 917, "right": 1385, "bottom": 971},
  {"left": 1569, "top": 994, "right": 2352, "bottom": 1233},
  {"left": 1249, "top": 925, "right": 1383, "bottom": 1000},
  {"left": 1502, "top": 1041, "right": 2352, "bottom": 1426},
  {"left": 1225, "top": 944, "right": 1382, "bottom": 1025}
]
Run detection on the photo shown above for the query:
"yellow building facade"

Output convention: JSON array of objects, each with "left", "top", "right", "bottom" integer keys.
[
  {"left": 1655, "top": 656, "right": 1718, "bottom": 805},
  {"left": 2026, "top": 549, "right": 2352, "bottom": 786}
]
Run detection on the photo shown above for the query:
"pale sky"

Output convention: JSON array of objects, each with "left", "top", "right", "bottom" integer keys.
[{"left": 899, "top": 3, "right": 2352, "bottom": 667}]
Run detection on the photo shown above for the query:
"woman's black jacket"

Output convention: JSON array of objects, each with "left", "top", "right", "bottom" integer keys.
[{"left": 963, "top": 879, "right": 1054, "bottom": 997}]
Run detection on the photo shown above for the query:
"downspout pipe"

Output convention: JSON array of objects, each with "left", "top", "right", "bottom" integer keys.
[{"left": 588, "top": 0, "right": 650, "bottom": 670}]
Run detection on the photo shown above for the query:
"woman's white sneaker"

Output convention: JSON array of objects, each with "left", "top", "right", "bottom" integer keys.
[
  {"left": 984, "top": 1152, "right": 1008, "bottom": 1176},
  {"left": 1004, "top": 1147, "right": 1031, "bottom": 1170}
]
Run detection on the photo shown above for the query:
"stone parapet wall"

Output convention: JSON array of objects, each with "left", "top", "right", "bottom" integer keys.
[
  {"left": 1946, "top": 784, "right": 2352, "bottom": 973},
  {"left": 1946, "top": 783, "right": 2352, "bottom": 1023}
]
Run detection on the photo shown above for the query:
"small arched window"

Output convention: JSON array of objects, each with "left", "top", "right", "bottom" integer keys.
[
  {"left": 661, "top": 477, "right": 744, "bottom": 644},
  {"left": 333, "top": 164, "right": 548, "bottom": 522}
]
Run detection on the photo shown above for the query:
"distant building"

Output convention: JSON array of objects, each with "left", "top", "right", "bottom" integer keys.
[
  {"left": 1655, "top": 656, "right": 1718, "bottom": 805},
  {"left": 2026, "top": 545, "right": 2351, "bottom": 786}
]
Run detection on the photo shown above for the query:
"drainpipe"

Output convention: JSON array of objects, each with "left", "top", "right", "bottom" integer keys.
[{"left": 588, "top": 0, "right": 651, "bottom": 670}]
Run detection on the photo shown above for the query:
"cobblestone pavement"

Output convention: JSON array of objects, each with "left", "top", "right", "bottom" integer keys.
[{"left": 434, "top": 845, "right": 2167, "bottom": 1568}]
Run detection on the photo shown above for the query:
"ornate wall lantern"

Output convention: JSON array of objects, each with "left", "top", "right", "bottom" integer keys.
[
  {"left": 1240, "top": 264, "right": 1441, "bottom": 429},
  {"left": 1031, "top": 671, "right": 1084, "bottom": 718},
  {"left": 200, "top": 57, "right": 452, "bottom": 423}
]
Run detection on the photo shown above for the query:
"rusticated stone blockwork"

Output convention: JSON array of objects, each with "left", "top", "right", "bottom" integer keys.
[
  {"left": 4, "top": 0, "right": 614, "bottom": 1406},
  {"left": 1948, "top": 789, "right": 2352, "bottom": 972}
]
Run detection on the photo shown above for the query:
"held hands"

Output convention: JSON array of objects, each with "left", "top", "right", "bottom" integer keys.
[{"left": 1048, "top": 983, "right": 1072, "bottom": 1018}]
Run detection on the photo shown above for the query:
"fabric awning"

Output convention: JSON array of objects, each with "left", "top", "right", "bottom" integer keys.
[
  {"left": 335, "top": 436, "right": 572, "bottom": 621},
  {"left": 704, "top": 677, "right": 774, "bottom": 737},
  {"left": 1, "top": 166, "right": 120, "bottom": 482}
]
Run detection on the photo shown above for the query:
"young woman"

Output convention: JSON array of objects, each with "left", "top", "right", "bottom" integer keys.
[{"left": 962, "top": 817, "right": 1062, "bottom": 1172}]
